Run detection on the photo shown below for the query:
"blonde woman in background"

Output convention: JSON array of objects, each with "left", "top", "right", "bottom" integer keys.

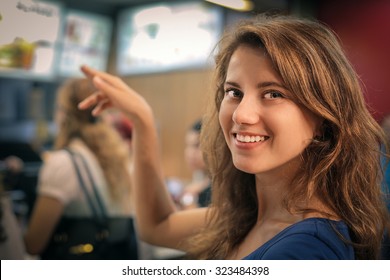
[{"left": 24, "top": 78, "right": 138, "bottom": 259}]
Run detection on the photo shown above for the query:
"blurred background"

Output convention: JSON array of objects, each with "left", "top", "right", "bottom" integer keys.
[{"left": 0, "top": 0, "right": 389, "bottom": 222}]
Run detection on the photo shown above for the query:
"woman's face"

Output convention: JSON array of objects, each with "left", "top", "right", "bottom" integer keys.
[{"left": 219, "top": 44, "right": 320, "bottom": 177}]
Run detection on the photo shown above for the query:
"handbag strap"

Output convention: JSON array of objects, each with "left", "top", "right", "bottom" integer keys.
[
  {"left": 64, "top": 148, "right": 108, "bottom": 224},
  {"left": 73, "top": 150, "right": 109, "bottom": 219}
]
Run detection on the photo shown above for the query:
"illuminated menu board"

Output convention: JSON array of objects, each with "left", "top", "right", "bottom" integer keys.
[
  {"left": 58, "top": 10, "right": 112, "bottom": 78},
  {"left": 117, "top": 2, "right": 223, "bottom": 75},
  {"left": 0, "top": 0, "right": 62, "bottom": 80}
]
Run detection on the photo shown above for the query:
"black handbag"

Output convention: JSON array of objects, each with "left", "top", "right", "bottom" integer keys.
[{"left": 40, "top": 149, "right": 138, "bottom": 260}]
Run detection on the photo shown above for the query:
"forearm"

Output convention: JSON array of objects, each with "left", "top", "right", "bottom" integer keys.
[
  {"left": 24, "top": 196, "right": 63, "bottom": 255},
  {"left": 130, "top": 109, "right": 177, "bottom": 245}
]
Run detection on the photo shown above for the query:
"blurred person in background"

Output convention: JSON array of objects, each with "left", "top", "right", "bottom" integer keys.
[
  {"left": 0, "top": 141, "right": 42, "bottom": 223},
  {"left": 24, "top": 78, "right": 138, "bottom": 259},
  {"left": 179, "top": 119, "right": 211, "bottom": 209},
  {"left": 0, "top": 156, "right": 27, "bottom": 259}
]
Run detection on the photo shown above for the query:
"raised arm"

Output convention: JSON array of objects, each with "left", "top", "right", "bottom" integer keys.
[{"left": 78, "top": 66, "right": 208, "bottom": 249}]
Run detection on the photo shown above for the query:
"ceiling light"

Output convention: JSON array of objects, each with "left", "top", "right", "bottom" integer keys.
[{"left": 205, "top": 0, "right": 254, "bottom": 12}]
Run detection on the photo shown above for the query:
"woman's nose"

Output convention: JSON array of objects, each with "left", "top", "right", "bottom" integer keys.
[{"left": 232, "top": 97, "right": 260, "bottom": 125}]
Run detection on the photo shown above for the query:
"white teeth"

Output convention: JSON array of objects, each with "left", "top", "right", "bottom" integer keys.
[{"left": 236, "top": 134, "right": 266, "bottom": 143}]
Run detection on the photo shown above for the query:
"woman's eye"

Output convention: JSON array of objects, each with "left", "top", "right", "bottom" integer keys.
[
  {"left": 225, "top": 88, "right": 242, "bottom": 99},
  {"left": 264, "top": 91, "right": 284, "bottom": 99}
]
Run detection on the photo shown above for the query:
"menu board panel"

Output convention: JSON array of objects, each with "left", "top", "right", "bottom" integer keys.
[
  {"left": 117, "top": 2, "right": 223, "bottom": 75},
  {"left": 0, "top": 0, "right": 62, "bottom": 80},
  {"left": 58, "top": 10, "right": 112, "bottom": 78}
]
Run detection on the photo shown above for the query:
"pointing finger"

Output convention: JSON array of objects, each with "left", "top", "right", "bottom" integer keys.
[
  {"left": 91, "top": 99, "right": 110, "bottom": 116},
  {"left": 80, "top": 65, "right": 98, "bottom": 80},
  {"left": 78, "top": 91, "right": 107, "bottom": 110}
]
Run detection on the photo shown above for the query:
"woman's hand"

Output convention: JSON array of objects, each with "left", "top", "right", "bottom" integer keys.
[{"left": 78, "top": 65, "right": 153, "bottom": 126}]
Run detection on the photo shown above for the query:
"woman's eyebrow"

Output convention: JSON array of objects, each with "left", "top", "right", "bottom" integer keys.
[
  {"left": 256, "top": 81, "right": 288, "bottom": 90},
  {"left": 224, "top": 80, "right": 288, "bottom": 90},
  {"left": 224, "top": 81, "right": 240, "bottom": 88}
]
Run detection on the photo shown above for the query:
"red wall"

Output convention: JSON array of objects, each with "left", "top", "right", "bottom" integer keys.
[{"left": 318, "top": 0, "right": 390, "bottom": 121}]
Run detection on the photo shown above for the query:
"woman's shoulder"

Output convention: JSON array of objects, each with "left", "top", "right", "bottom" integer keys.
[
  {"left": 40, "top": 149, "right": 73, "bottom": 174},
  {"left": 38, "top": 148, "right": 81, "bottom": 204},
  {"left": 243, "top": 218, "right": 354, "bottom": 260}
]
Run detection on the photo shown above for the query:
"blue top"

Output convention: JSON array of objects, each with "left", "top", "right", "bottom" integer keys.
[
  {"left": 380, "top": 152, "right": 390, "bottom": 210},
  {"left": 243, "top": 218, "right": 354, "bottom": 260}
]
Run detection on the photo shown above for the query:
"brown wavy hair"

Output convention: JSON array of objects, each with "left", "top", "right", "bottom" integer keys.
[
  {"left": 54, "top": 78, "right": 131, "bottom": 204},
  {"left": 188, "top": 14, "right": 390, "bottom": 259}
]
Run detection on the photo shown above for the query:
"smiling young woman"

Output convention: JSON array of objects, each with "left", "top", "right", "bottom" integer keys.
[{"left": 78, "top": 14, "right": 390, "bottom": 260}]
